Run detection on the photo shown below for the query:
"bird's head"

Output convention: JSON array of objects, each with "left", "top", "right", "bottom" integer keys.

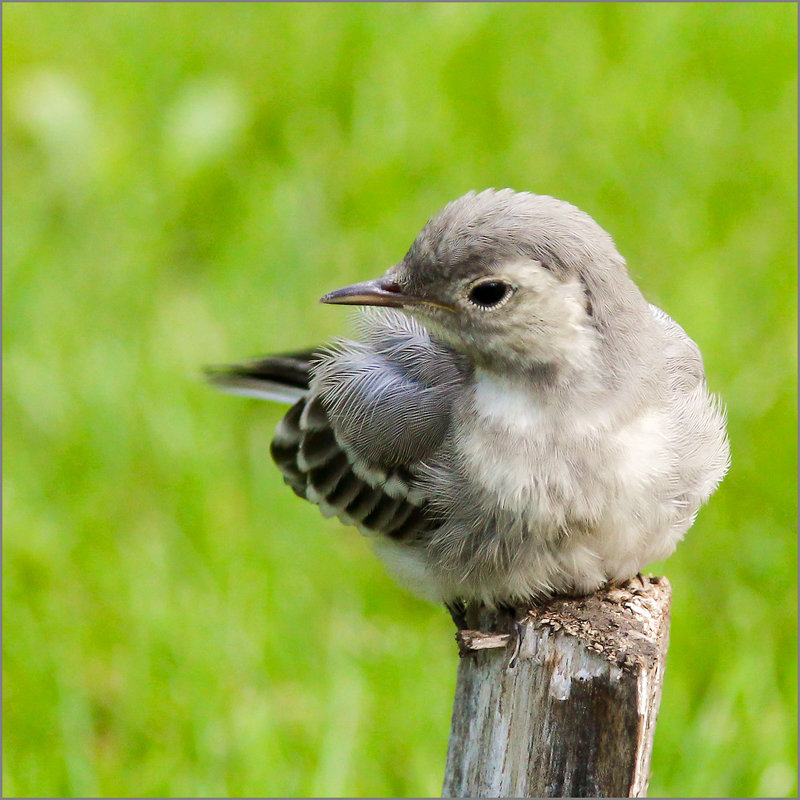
[{"left": 322, "top": 189, "right": 646, "bottom": 376}]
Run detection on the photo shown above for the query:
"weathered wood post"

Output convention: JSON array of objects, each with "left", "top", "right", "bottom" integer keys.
[{"left": 443, "top": 575, "right": 671, "bottom": 798}]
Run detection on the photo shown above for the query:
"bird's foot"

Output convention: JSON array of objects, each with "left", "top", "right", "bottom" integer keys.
[
  {"left": 498, "top": 603, "right": 524, "bottom": 669},
  {"left": 445, "top": 599, "right": 469, "bottom": 631},
  {"left": 447, "top": 601, "right": 525, "bottom": 666}
]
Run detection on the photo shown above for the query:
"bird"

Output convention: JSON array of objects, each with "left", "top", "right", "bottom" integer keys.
[{"left": 207, "top": 188, "right": 730, "bottom": 631}]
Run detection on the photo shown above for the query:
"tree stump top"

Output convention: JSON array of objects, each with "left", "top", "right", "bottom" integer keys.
[
  {"left": 446, "top": 576, "right": 672, "bottom": 798},
  {"left": 524, "top": 575, "right": 671, "bottom": 672}
]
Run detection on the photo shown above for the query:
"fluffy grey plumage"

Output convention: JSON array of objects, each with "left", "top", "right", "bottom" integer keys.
[{"left": 211, "top": 189, "right": 730, "bottom": 609}]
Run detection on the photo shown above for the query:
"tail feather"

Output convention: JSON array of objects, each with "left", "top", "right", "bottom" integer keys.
[{"left": 205, "top": 349, "right": 320, "bottom": 404}]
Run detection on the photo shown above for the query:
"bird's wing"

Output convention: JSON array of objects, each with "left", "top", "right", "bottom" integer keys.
[
  {"left": 229, "top": 310, "right": 466, "bottom": 541},
  {"left": 648, "top": 304, "right": 730, "bottom": 498},
  {"left": 312, "top": 309, "right": 466, "bottom": 469},
  {"left": 648, "top": 304, "right": 705, "bottom": 392}
]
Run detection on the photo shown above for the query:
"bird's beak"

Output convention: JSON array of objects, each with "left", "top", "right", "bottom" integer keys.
[{"left": 320, "top": 277, "right": 415, "bottom": 309}]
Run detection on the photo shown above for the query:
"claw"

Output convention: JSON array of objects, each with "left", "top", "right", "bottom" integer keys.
[
  {"left": 506, "top": 618, "right": 524, "bottom": 669},
  {"left": 497, "top": 603, "right": 524, "bottom": 669},
  {"left": 446, "top": 600, "right": 469, "bottom": 631}
]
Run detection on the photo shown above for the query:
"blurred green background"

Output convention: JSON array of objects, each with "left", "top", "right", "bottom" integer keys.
[{"left": 3, "top": 3, "right": 796, "bottom": 797}]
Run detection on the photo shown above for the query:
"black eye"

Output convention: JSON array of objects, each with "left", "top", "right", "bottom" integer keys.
[{"left": 467, "top": 281, "right": 511, "bottom": 309}]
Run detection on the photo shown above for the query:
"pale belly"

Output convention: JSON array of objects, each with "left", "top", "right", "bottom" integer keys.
[{"left": 385, "top": 377, "right": 681, "bottom": 605}]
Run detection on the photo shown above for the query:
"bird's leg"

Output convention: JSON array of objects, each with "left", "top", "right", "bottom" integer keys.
[
  {"left": 497, "top": 602, "right": 524, "bottom": 669},
  {"left": 445, "top": 599, "right": 469, "bottom": 631}
]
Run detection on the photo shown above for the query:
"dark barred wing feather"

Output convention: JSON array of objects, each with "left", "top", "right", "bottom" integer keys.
[
  {"left": 271, "top": 393, "right": 434, "bottom": 541},
  {"left": 210, "top": 311, "right": 464, "bottom": 542}
]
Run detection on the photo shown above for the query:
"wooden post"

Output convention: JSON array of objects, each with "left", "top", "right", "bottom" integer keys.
[{"left": 443, "top": 575, "right": 671, "bottom": 799}]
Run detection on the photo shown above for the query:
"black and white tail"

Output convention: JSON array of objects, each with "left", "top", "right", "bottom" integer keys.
[
  {"left": 205, "top": 348, "right": 434, "bottom": 541},
  {"left": 204, "top": 349, "right": 319, "bottom": 405}
]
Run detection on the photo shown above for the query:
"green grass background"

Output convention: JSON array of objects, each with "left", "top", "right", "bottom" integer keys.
[{"left": 3, "top": 3, "right": 796, "bottom": 797}]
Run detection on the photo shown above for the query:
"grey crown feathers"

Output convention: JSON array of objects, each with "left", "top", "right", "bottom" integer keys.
[{"left": 209, "top": 189, "right": 730, "bottom": 613}]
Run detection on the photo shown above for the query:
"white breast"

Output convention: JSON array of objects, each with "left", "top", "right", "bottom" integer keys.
[
  {"left": 461, "top": 373, "right": 605, "bottom": 524},
  {"left": 460, "top": 371, "right": 666, "bottom": 530},
  {"left": 471, "top": 371, "right": 547, "bottom": 431}
]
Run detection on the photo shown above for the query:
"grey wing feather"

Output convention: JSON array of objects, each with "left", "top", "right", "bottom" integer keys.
[
  {"left": 649, "top": 304, "right": 705, "bottom": 392},
  {"left": 313, "top": 309, "right": 466, "bottom": 468},
  {"left": 648, "top": 304, "right": 730, "bottom": 505},
  {"left": 265, "top": 310, "right": 464, "bottom": 540}
]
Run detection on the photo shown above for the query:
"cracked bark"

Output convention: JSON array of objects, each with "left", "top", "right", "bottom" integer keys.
[{"left": 443, "top": 575, "right": 671, "bottom": 798}]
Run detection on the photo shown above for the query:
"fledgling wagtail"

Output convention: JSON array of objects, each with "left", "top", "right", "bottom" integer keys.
[{"left": 208, "top": 189, "right": 730, "bottom": 630}]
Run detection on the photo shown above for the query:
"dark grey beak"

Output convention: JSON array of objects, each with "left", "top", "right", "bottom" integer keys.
[{"left": 320, "top": 277, "right": 410, "bottom": 308}]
